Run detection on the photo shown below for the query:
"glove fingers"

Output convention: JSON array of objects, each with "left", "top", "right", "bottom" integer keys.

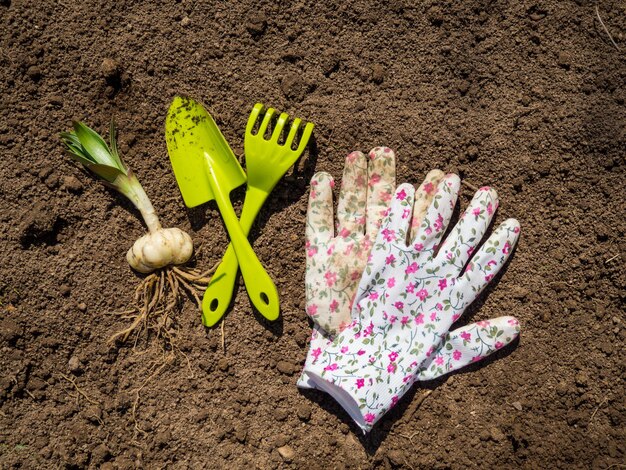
[
  {"left": 357, "top": 183, "right": 414, "bottom": 306},
  {"left": 409, "top": 169, "right": 446, "bottom": 241},
  {"left": 336, "top": 151, "right": 368, "bottom": 236},
  {"left": 378, "top": 183, "right": 415, "bottom": 246},
  {"left": 411, "top": 173, "right": 460, "bottom": 252},
  {"left": 306, "top": 172, "right": 335, "bottom": 244},
  {"left": 455, "top": 218, "right": 521, "bottom": 301},
  {"left": 365, "top": 147, "right": 396, "bottom": 238},
  {"left": 437, "top": 187, "right": 499, "bottom": 274},
  {"left": 416, "top": 316, "right": 520, "bottom": 381}
]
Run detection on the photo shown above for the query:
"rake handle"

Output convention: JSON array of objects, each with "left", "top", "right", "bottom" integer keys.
[{"left": 202, "top": 186, "right": 276, "bottom": 326}]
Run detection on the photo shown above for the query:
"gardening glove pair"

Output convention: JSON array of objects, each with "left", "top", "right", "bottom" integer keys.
[
  {"left": 298, "top": 147, "right": 396, "bottom": 388},
  {"left": 303, "top": 173, "right": 521, "bottom": 432}
]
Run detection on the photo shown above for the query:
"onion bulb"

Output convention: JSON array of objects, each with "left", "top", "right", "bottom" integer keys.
[{"left": 127, "top": 228, "right": 193, "bottom": 273}]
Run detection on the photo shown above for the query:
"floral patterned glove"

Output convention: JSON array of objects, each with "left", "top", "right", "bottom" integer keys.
[
  {"left": 297, "top": 148, "right": 397, "bottom": 388},
  {"left": 298, "top": 161, "right": 448, "bottom": 389},
  {"left": 304, "top": 174, "right": 521, "bottom": 432}
]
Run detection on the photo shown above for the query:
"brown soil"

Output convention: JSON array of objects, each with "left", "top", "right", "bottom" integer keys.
[{"left": 1, "top": 0, "right": 624, "bottom": 468}]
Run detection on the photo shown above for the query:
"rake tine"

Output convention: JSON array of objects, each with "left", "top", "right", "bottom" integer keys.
[
  {"left": 295, "top": 122, "right": 314, "bottom": 154},
  {"left": 284, "top": 117, "right": 301, "bottom": 148},
  {"left": 258, "top": 108, "right": 276, "bottom": 137},
  {"left": 271, "top": 112, "right": 290, "bottom": 143},
  {"left": 246, "top": 103, "right": 265, "bottom": 136}
]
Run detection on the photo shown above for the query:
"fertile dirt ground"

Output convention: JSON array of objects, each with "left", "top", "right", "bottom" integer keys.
[{"left": 1, "top": 0, "right": 624, "bottom": 468}]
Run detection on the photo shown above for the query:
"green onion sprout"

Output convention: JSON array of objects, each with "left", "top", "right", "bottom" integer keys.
[{"left": 61, "top": 121, "right": 216, "bottom": 344}]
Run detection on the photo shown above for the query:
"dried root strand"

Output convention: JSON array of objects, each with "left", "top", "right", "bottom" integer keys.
[
  {"left": 131, "top": 352, "right": 175, "bottom": 436},
  {"left": 109, "top": 261, "right": 219, "bottom": 349}
]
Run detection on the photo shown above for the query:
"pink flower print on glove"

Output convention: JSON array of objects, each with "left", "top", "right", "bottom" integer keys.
[
  {"left": 298, "top": 148, "right": 401, "bottom": 389},
  {"left": 305, "top": 174, "right": 521, "bottom": 432},
  {"left": 303, "top": 148, "right": 396, "bottom": 336}
]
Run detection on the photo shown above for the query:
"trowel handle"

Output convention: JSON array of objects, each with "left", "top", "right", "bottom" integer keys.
[
  {"left": 207, "top": 171, "right": 280, "bottom": 321},
  {"left": 201, "top": 187, "right": 268, "bottom": 326}
]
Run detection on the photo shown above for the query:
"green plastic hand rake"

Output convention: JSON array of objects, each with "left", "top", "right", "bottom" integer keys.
[{"left": 201, "top": 103, "right": 314, "bottom": 326}]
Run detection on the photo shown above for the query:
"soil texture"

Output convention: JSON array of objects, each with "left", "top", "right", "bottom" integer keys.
[{"left": 0, "top": 0, "right": 624, "bottom": 468}]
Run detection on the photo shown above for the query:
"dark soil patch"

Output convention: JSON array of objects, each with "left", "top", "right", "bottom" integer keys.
[{"left": 1, "top": 0, "right": 624, "bottom": 468}]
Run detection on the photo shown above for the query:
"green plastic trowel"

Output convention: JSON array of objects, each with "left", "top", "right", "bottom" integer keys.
[{"left": 165, "top": 96, "right": 279, "bottom": 321}]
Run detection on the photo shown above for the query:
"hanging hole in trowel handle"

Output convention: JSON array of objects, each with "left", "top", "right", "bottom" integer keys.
[
  {"left": 246, "top": 274, "right": 279, "bottom": 321},
  {"left": 210, "top": 298, "right": 219, "bottom": 312}
]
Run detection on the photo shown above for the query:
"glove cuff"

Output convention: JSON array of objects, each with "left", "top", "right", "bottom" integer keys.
[
  {"left": 304, "top": 342, "right": 412, "bottom": 433},
  {"left": 297, "top": 374, "right": 316, "bottom": 389},
  {"left": 305, "top": 369, "right": 407, "bottom": 433},
  {"left": 305, "top": 371, "right": 370, "bottom": 431},
  {"left": 297, "top": 324, "right": 333, "bottom": 390}
]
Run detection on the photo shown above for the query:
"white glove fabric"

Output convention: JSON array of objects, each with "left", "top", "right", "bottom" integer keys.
[
  {"left": 304, "top": 175, "right": 521, "bottom": 432},
  {"left": 298, "top": 148, "right": 397, "bottom": 388}
]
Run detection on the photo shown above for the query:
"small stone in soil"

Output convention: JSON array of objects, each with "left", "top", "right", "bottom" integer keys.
[
  {"left": 194, "top": 410, "right": 210, "bottom": 423},
  {"left": 556, "top": 381, "right": 569, "bottom": 396},
  {"left": 371, "top": 64, "right": 385, "bottom": 84},
  {"left": 277, "top": 445, "right": 295, "bottom": 462},
  {"left": 218, "top": 357, "right": 229, "bottom": 372},
  {"left": 45, "top": 173, "right": 59, "bottom": 189},
  {"left": 276, "top": 360, "right": 294, "bottom": 375},
  {"left": 280, "top": 74, "right": 306, "bottom": 101},
  {"left": 27, "top": 66, "right": 42, "bottom": 80},
  {"left": 512, "top": 286, "right": 529, "bottom": 300},
  {"left": 234, "top": 425, "right": 247, "bottom": 443},
  {"left": 90, "top": 444, "right": 110, "bottom": 465},
  {"left": 273, "top": 433, "right": 289, "bottom": 447},
  {"left": 0, "top": 318, "right": 21, "bottom": 343},
  {"left": 321, "top": 52, "right": 340, "bottom": 77},
  {"left": 19, "top": 202, "right": 59, "bottom": 243},
  {"left": 557, "top": 52, "right": 571, "bottom": 70},
  {"left": 575, "top": 371, "right": 588, "bottom": 387},
  {"left": 83, "top": 405, "right": 102, "bottom": 423},
  {"left": 466, "top": 145, "right": 479, "bottom": 160},
  {"left": 296, "top": 404, "right": 311, "bottom": 421},
  {"left": 115, "top": 392, "right": 131, "bottom": 412},
  {"left": 63, "top": 176, "right": 83, "bottom": 193},
  {"left": 154, "top": 429, "right": 171, "bottom": 448},
  {"left": 68, "top": 356, "right": 82, "bottom": 374},
  {"left": 598, "top": 341, "right": 613, "bottom": 355},
  {"left": 387, "top": 450, "right": 405, "bottom": 466},
  {"left": 246, "top": 12, "right": 267, "bottom": 35},
  {"left": 490, "top": 426, "right": 506, "bottom": 442},
  {"left": 100, "top": 58, "right": 120, "bottom": 81},
  {"left": 458, "top": 80, "right": 471, "bottom": 95},
  {"left": 427, "top": 6, "right": 443, "bottom": 26},
  {"left": 273, "top": 408, "right": 289, "bottom": 421}
]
